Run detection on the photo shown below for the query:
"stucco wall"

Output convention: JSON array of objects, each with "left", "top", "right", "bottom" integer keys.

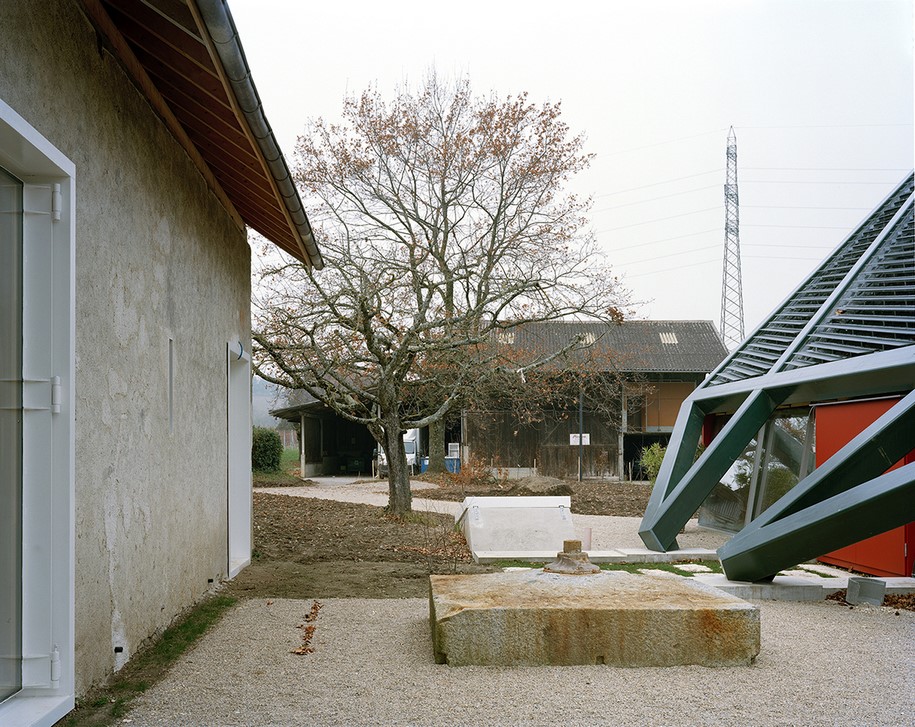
[{"left": 0, "top": 1, "right": 251, "bottom": 692}]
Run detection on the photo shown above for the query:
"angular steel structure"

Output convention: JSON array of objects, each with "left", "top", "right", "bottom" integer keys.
[{"left": 638, "top": 173, "right": 915, "bottom": 581}]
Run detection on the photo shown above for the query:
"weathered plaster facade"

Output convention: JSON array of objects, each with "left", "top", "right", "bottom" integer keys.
[{"left": 0, "top": 1, "right": 250, "bottom": 693}]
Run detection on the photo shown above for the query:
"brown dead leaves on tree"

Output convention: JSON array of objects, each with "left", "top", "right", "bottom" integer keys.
[{"left": 253, "top": 72, "right": 632, "bottom": 517}]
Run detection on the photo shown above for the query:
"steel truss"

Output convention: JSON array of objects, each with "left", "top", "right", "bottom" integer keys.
[{"left": 639, "top": 173, "right": 915, "bottom": 581}]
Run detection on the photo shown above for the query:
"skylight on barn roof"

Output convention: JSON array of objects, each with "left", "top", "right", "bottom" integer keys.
[{"left": 660, "top": 332, "right": 678, "bottom": 345}]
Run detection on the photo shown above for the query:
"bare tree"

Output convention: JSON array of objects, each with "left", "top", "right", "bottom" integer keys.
[{"left": 253, "top": 74, "right": 630, "bottom": 515}]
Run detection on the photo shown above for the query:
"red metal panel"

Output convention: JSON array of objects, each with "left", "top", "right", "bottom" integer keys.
[{"left": 815, "top": 397, "right": 915, "bottom": 577}]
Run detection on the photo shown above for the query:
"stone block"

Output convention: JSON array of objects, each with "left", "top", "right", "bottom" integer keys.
[{"left": 429, "top": 570, "right": 760, "bottom": 667}]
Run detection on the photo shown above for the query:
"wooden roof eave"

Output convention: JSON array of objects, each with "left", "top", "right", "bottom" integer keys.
[
  {"left": 189, "top": 0, "right": 324, "bottom": 269},
  {"left": 78, "top": 0, "right": 246, "bottom": 232},
  {"left": 77, "top": 0, "right": 323, "bottom": 269}
]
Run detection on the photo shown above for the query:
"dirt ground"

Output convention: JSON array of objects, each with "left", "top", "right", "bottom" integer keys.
[
  {"left": 225, "top": 475, "right": 654, "bottom": 600},
  {"left": 227, "top": 474, "right": 914, "bottom": 612},
  {"left": 223, "top": 494, "right": 489, "bottom": 599},
  {"left": 416, "top": 472, "right": 654, "bottom": 516}
]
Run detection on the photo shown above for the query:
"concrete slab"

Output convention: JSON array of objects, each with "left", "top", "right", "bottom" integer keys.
[
  {"left": 693, "top": 574, "right": 834, "bottom": 601},
  {"left": 471, "top": 548, "right": 720, "bottom": 565},
  {"left": 429, "top": 570, "right": 760, "bottom": 667},
  {"left": 674, "top": 563, "right": 714, "bottom": 573},
  {"left": 458, "top": 496, "right": 576, "bottom": 557},
  {"left": 882, "top": 577, "right": 915, "bottom": 594},
  {"left": 694, "top": 573, "right": 915, "bottom": 600},
  {"left": 616, "top": 547, "right": 720, "bottom": 562}
]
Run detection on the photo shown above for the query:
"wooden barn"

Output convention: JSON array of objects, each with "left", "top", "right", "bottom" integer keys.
[{"left": 461, "top": 320, "right": 728, "bottom": 480}]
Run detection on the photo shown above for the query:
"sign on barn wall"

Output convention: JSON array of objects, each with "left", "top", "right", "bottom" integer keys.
[{"left": 570, "top": 433, "right": 591, "bottom": 446}]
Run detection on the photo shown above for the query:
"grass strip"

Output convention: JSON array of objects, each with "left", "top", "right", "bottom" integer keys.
[{"left": 61, "top": 594, "right": 237, "bottom": 727}]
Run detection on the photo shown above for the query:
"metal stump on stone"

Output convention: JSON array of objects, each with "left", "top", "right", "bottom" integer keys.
[{"left": 543, "top": 539, "right": 600, "bottom": 575}]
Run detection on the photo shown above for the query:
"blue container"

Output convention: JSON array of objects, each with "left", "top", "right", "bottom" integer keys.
[{"left": 417, "top": 457, "right": 460, "bottom": 473}]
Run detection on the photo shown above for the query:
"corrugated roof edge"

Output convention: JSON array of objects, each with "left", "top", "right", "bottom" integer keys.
[{"left": 195, "top": 0, "right": 324, "bottom": 270}]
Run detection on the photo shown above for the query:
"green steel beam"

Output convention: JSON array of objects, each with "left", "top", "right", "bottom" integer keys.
[
  {"left": 641, "top": 400, "right": 708, "bottom": 513},
  {"left": 691, "top": 347, "right": 915, "bottom": 412},
  {"left": 719, "top": 462, "right": 915, "bottom": 582},
  {"left": 639, "top": 388, "right": 787, "bottom": 551},
  {"left": 747, "top": 389, "right": 915, "bottom": 531}
]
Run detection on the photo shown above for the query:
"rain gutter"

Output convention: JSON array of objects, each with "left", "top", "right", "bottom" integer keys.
[{"left": 194, "top": 0, "right": 324, "bottom": 269}]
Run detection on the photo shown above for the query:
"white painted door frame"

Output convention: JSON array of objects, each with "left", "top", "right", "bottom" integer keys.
[
  {"left": 0, "top": 98, "right": 76, "bottom": 727},
  {"left": 226, "top": 340, "right": 251, "bottom": 579}
]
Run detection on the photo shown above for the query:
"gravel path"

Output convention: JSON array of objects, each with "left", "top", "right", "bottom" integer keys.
[{"left": 127, "top": 596, "right": 914, "bottom": 726}]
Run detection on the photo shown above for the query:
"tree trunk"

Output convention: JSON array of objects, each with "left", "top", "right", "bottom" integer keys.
[
  {"left": 426, "top": 417, "right": 447, "bottom": 474},
  {"left": 383, "top": 421, "right": 412, "bottom": 515}
]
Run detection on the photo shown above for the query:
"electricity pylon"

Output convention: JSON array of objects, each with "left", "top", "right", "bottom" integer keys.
[{"left": 719, "top": 126, "right": 745, "bottom": 349}]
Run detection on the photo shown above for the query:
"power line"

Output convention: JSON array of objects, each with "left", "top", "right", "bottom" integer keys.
[
  {"left": 743, "top": 242, "right": 838, "bottom": 249},
  {"left": 592, "top": 184, "right": 719, "bottom": 213},
  {"left": 742, "top": 166, "right": 910, "bottom": 172},
  {"left": 595, "top": 129, "right": 725, "bottom": 157},
  {"left": 744, "top": 223, "right": 853, "bottom": 230},
  {"left": 626, "top": 258, "right": 719, "bottom": 278},
  {"left": 738, "top": 123, "right": 912, "bottom": 130},
  {"left": 742, "top": 204, "right": 870, "bottom": 211},
  {"left": 595, "top": 206, "right": 719, "bottom": 233},
  {"left": 742, "top": 179, "right": 899, "bottom": 185},
  {"left": 619, "top": 244, "right": 720, "bottom": 266},
  {"left": 744, "top": 254, "right": 824, "bottom": 261},
  {"left": 594, "top": 169, "right": 724, "bottom": 198},
  {"left": 613, "top": 241, "right": 840, "bottom": 262},
  {"left": 602, "top": 228, "right": 721, "bottom": 252}
]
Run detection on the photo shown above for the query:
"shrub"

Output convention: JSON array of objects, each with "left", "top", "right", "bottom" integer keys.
[
  {"left": 639, "top": 442, "right": 666, "bottom": 483},
  {"left": 252, "top": 426, "right": 283, "bottom": 472},
  {"left": 445, "top": 455, "right": 499, "bottom": 492}
]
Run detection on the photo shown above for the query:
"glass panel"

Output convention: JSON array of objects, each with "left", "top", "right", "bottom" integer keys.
[
  {"left": 0, "top": 166, "right": 23, "bottom": 703},
  {"left": 697, "top": 408, "right": 815, "bottom": 533},
  {"left": 753, "top": 410, "right": 814, "bottom": 517},
  {"left": 698, "top": 434, "right": 757, "bottom": 533}
]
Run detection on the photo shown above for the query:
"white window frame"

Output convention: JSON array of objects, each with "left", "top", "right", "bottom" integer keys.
[{"left": 0, "top": 99, "right": 75, "bottom": 727}]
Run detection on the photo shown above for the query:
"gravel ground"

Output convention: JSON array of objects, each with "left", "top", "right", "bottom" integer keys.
[{"left": 127, "top": 596, "right": 913, "bottom": 727}]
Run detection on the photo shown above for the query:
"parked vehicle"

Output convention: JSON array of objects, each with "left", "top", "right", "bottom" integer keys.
[{"left": 376, "top": 429, "right": 420, "bottom": 477}]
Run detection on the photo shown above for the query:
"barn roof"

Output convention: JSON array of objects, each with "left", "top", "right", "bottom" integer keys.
[
  {"left": 505, "top": 319, "right": 728, "bottom": 374},
  {"left": 77, "top": 0, "right": 322, "bottom": 268}
]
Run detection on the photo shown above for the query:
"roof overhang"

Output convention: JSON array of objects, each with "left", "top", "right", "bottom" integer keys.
[
  {"left": 77, "top": 0, "right": 323, "bottom": 268},
  {"left": 270, "top": 400, "right": 327, "bottom": 422}
]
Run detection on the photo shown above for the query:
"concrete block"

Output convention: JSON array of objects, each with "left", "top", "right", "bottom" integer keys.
[
  {"left": 429, "top": 570, "right": 760, "bottom": 667},
  {"left": 693, "top": 574, "right": 827, "bottom": 602},
  {"left": 616, "top": 547, "right": 719, "bottom": 563},
  {"left": 847, "top": 577, "right": 886, "bottom": 606},
  {"left": 459, "top": 497, "right": 576, "bottom": 558},
  {"left": 882, "top": 577, "right": 915, "bottom": 594}
]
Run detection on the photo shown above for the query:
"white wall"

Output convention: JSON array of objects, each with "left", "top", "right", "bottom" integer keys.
[{"left": 0, "top": 0, "right": 251, "bottom": 694}]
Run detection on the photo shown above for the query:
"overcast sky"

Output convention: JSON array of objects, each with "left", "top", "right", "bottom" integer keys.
[{"left": 231, "top": 0, "right": 913, "bottom": 340}]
